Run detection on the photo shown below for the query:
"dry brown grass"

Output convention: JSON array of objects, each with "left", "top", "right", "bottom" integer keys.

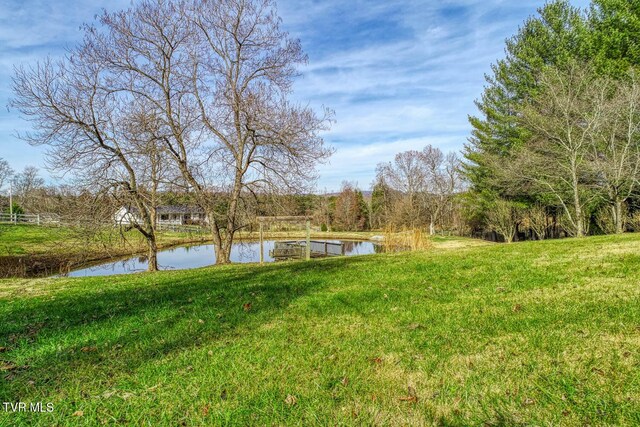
[{"left": 382, "top": 227, "right": 432, "bottom": 252}]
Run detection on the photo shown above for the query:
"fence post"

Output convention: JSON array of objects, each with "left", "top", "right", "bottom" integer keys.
[
  {"left": 305, "top": 219, "right": 311, "bottom": 261},
  {"left": 259, "top": 221, "right": 264, "bottom": 265},
  {"left": 37, "top": 214, "right": 40, "bottom": 226}
]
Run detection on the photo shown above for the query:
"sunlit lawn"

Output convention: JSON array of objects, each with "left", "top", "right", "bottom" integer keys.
[
  {"left": 0, "top": 224, "right": 208, "bottom": 258},
  {"left": 1, "top": 234, "right": 639, "bottom": 425}
]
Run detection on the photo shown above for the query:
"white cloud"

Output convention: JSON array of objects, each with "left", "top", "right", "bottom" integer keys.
[{"left": 317, "top": 135, "right": 462, "bottom": 190}]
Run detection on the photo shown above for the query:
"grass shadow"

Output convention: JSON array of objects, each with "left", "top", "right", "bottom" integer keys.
[{"left": 0, "top": 255, "right": 373, "bottom": 401}]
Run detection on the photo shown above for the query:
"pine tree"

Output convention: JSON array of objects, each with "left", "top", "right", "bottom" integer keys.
[{"left": 463, "top": 1, "right": 588, "bottom": 220}]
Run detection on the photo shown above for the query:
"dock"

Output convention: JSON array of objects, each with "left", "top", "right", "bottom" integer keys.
[{"left": 270, "top": 241, "right": 345, "bottom": 260}]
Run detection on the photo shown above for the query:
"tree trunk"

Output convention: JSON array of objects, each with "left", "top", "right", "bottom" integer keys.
[
  {"left": 575, "top": 207, "right": 584, "bottom": 237},
  {"left": 429, "top": 219, "right": 435, "bottom": 236},
  {"left": 572, "top": 172, "right": 584, "bottom": 238},
  {"left": 215, "top": 243, "right": 230, "bottom": 264},
  {"left": 147, "top": 237, "right": 158, "bottom": 272},
  {"left": 223, "top": 232, "right": 235, "bottom": 264},
  {"left": 504, "top": 230, "right": 514, "bottom": 244},
  {"left": 613, "top": 198, "right": 624, "bottom": 234},
  {"left": 208, "top": 218, "right": 230, "bottom": 265}
]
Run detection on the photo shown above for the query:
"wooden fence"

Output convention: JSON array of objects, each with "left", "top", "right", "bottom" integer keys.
[
  {"left": 156, "top": 223, "right": 209, "bottom": 234},
  {"left": 0, "top": 213, "right": 41, "bottom": 225}
]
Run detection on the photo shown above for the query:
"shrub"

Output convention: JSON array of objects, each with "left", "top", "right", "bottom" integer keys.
[{"left": 4, "top": 203, "right": 24, "bottom": 215}]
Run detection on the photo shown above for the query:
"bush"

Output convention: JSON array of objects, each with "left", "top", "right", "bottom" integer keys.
[
  {"left": 595, "top": 206, "right": 619, "bottom": 235},
  {"left": 629, "top": 211, "right": 640, "bottom": 232},
  {"left": 4, "top": 203, "right": 24, "bottom": 215}
]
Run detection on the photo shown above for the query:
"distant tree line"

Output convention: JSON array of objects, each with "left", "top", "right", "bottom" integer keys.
[{"left": 0, "top": 161, "right": 46, "bottom": 215}]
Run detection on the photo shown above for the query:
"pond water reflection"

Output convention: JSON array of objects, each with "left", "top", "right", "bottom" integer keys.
[{"left": 64, "top": 240, "right": 382, "bottom": 277}]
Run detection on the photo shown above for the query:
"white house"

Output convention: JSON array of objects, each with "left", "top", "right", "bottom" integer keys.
[{"left": 114, "top": 205, "right": 208, "bottom": 226}]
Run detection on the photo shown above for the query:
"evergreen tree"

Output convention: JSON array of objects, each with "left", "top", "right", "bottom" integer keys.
[
  {"left": 588, "top": 0, "right": 640, "bottom": 76},
  {"left": 463, "top": 1, "right": 588, "bottom": 221},
  {"left": 370, "top": 180, "right": 389, "bottom": 229},
  {"left": 355, "top": 190, "right": 370, "bottom": 231}
]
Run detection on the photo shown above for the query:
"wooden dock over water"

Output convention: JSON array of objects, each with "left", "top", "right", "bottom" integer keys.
[{"left": 270, "top": 241, "right": 345, "bottom": 260}]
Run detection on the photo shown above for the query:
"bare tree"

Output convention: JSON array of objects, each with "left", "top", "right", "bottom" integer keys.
[
  {"left": 376, "top": 147, "right": 461, "bottom": 233},
  {"left": 629, "top": 210, "right": 640, "bottom": 232},
  {"left": 420, "top": 146, "right": 462, "bottom": 235},
  {"left": 517, "top": 62, "right": 606, "bottom": 237},
  {"left": 0, "top": 158, "right": 13, "bottom": 192},
  {"left": 376, "top": 151, "right": 427, "bottom": 228},
  {"left": 486, "top": 199, "right": 523, "bottom": 243},
  {"left": 591, "top": 70, "right": 640, "bottom": 234},
  {"left": 84, "top": 0, "right": 332, "bottom": 264},
  {"left": 525, "top": 203, "right": 549, "bottom": 240},
  {"left": 11, "top": 50, "right": 165, "bottom": 271},
  {"left": 333, "top": 182, "right": 367, "bottom": 232},
  {"left": 313, "top": 190, "right": 333, "bottom": 232},
  {"left": 10, "top": 166, "right": 45, "bottom": 210}
]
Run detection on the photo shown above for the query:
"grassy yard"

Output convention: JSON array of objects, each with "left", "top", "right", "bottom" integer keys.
[
  {"left": 0, "top": 224, "right": 208, "bottom": 257},
  {"left": 0, "top": 234, "right": 639, "bottom": 425}
]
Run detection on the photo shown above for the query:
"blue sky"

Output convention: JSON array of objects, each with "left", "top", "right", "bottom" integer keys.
[{"left": 0, "top": 0, "right": 590, "bottom": 192}]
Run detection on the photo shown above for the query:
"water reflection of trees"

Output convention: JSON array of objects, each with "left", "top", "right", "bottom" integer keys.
[
  {"left": 72, "top": 240, "right": 384, "bottom": 276},
  {"left": 234, "top": 241, "right": 260, "bottom": 262},
  {"left": 342, "top": 241, "right": 356, "bottom": 252},
  {"left": 341, "top": 241, "right": 379, "bottom": 255}
]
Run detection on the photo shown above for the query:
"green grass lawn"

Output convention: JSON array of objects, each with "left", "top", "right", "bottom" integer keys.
[
  {"left": 0, "top": 224, "right": 207, "bottom": 257},
  {"left": 0, "top": 224, "right": 77, "bottom": 256},
  {"left": 0, "top": 234, "right": 639, "bottom": 425}
]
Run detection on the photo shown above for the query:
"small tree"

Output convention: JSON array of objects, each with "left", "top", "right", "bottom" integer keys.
[
  {"left": 333, "top": 182, "right": 368, "bottom": 232},
  {"left": 526, "top": 203, "right": 549, "bottom": 240},
  {"left": 628, "top": 210, "right": 640, "bottom": 232},
  {"left": 10, "top": 166, "right": 44, "bottom": 211},
  {"left": 486, "top": 199, "right": 523, "bottom": 243},
  {"left": 370, "top": 179, "right": 390, "bottom": 230},
  {"left": 419, "top": 146, "right": 462, "bottom": 235},
  {"left": 0, "top": 158, "right": 13, "bottom": 192},
  {"left": 4, "top": 203, "right": 24, "bottom": 215}
]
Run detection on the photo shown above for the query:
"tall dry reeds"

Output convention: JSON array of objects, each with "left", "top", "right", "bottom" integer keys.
[{"left": 382, "top": 227, "right": 431, "bottom": 252}]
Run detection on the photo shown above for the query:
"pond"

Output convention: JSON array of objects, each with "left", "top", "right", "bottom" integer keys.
[{"left": 63, "top": 240, "right": 383, "bottom": 277}]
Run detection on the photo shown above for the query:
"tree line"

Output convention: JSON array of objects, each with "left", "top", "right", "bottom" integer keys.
[
  {"left": 464, "top": 0, "right": 640, "bottom": 242},
  {"left": 0, "top": 162, "right": 45, "bottom": 215}
]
